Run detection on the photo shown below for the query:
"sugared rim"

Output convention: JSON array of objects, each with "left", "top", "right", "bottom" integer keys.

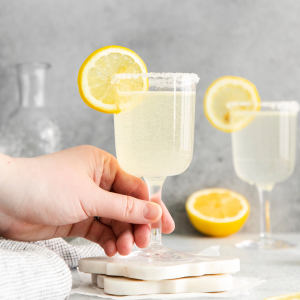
[
  {"left": 114, "top": 72, "right": 200, "bottom": 83},
  {"left": 228, "top": 101, "right": 300, "bottom": 112}
]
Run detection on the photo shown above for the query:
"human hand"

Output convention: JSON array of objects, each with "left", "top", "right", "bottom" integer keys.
[{"left": 0, "top": 146, "right": 175, "bottom": 256}]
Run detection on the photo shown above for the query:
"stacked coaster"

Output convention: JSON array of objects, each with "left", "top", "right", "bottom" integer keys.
[{"left": 78, "top": 254, "right": 240, "bottom": 296}]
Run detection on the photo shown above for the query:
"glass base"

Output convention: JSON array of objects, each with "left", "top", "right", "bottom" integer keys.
[
  {"left": 119, "top": 242, "right": 196, "bottom": 263},
  {"left": 235, "top": 237, "right": 296, "bottom": 250}
]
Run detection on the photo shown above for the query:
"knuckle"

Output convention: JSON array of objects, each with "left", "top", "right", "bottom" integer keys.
[{"left": 123, "top": 196, "right": 135, "bottom": 219}]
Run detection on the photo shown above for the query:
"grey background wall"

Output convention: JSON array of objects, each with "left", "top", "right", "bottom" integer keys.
[{"left": 0, "top": 0, "right": 300, "bottom": 235}]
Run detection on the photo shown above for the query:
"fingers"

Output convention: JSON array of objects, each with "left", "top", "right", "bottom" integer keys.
[
  {"left": 85, "top": 150, "right": 173, "bottom": 231},
  {"left": 133, "top": 224, "right": 151, "bottom": 248},
  {"left": 70, "top": 218, "right": 117, "bottom": 257},
  {"left": 69, "top": 202, "right": 173, "bottom": 257},
  {"left": 131, "top": 202, "right": 174, "bottom": 249},
  {"left": 147, "top": 191, "right": 175, "bottom": 234},
  {"left": 100, "top": 218, "right": 134, "bottom": 256},
  {"left": 100, "top": 202, "right": 172, "bottom": 252},
  {"left": 160, "top": 201, "right": 175, "bottom": 234},
  {"left": 87, "top": 221, "right": 117, "bottom": 257},
  {"left": 112, "top": 168, "right": 149, "bottom": 201},
  {"left": 100, "top": 153, "right": 149, "bottom": 201},
  {"left": 101, "top": 218, "right": 151, "bottom": 252},
  {"left": 83, "top": 184, "right": 162, "bottom": 224},
  {"left": 82, "top": 184, "right": 173, "bottom": 233}
]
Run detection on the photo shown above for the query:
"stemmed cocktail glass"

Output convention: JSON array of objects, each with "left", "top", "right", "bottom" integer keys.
[
  {"left": 229, "top": 101, "right": 299, "bottom": 250},
  {"left": 114, "top": 72, "right": 199, "bottom": 261}
]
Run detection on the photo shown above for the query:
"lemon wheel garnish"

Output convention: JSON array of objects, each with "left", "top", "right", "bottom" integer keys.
[
  {"left": 204, "top": 76, "right": 260, "bottom": 132},
  {"left": 264, "top": 292, "right": 300, "bottom": 300},
  {"left": 186, "top": 188, "right": 250, "bottom": 237},
  {"left": 78, "top": 45, "right": 148, "bottom": 113}
]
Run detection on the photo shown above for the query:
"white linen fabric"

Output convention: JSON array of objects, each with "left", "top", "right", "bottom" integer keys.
[{"left": 0, "top": 237, "right": 104, "bottom": 300}]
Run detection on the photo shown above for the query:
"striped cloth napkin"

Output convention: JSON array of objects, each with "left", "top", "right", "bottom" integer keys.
[{"left": 0, "top": 237, "right": 104, "bottom": 300}]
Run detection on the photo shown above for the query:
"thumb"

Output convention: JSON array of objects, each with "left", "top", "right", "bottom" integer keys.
[{"left": 85, "top": 188, "right": 162, "bottom": 224}]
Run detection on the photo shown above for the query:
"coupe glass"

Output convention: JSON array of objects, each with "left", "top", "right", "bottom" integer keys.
[
  {"left": 114, "top": 72, "right": 199, "bottom": 261},
  {"left": 229, "top": 101, "right": 299, "bottom": 249}
]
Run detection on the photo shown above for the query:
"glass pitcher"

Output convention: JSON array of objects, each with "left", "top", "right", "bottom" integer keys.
[{"left": 0, "top": 62, "right": 61, "bottom": 157}]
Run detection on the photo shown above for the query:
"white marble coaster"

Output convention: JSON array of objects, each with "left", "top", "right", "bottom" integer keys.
[
  {"left": 79, "top": 255, "right": 240, "bottom": 281},
  {"left": 91, "top": 273, "right": 99, "bottom": 284},
  {"left": 97, "top": 274, "right": 233, "bottom": 295}
]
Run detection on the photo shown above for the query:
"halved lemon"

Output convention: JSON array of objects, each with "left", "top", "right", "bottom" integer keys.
[
  {"left": 264, "top": 292, "right": 300, "bottom": 300},
  {"left": 204, "top": 76, "right": 260, "bottom": 132},
  {"left": 186, "top": 188, "right": 250, "bottom": 237},
  {"left": 78, "top": 45, "right": 148, "bottom": 113}
]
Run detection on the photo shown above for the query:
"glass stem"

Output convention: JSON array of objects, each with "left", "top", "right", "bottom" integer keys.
[
  {"left": 257, "top": 186, "right": 272, "bottom": 239},
  {"left": 143, "top": 176, "right": 166, "bottom": 245}
]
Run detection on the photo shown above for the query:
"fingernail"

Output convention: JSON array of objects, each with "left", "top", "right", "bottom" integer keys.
[{"left": 143, "top": 203, "right": 161, "bottom": 220}]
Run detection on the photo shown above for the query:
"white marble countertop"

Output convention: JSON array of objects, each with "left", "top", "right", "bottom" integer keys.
[{"left": 69, "top": 233, "right": 300, "bottom": 300}]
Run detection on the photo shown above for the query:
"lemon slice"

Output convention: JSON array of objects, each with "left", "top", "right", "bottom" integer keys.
[
  {"left": 78, "top": 45, "right": 148, "bottom": 113},
  {"left": 264, "top": 292, "right": 300, "bottom": 300},
  {"left": 204, "top": 76, "right": 260, "bottom": 132},
  {"left": 186, "top": 188, "right": 250, "bottom": 237}
]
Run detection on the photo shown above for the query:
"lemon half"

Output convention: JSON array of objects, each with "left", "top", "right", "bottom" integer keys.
[
  {"left": 186, "top": 188, "right": 250, "bottom": 237},
  {"left": 204, "top": 76, "right": 260, "bottom": 132},
  {"left": 78, "top": 45, "right": 148, "bottom": 113},
  {"left": 264, "top": 292, "right": 300, "bottom": 300}
]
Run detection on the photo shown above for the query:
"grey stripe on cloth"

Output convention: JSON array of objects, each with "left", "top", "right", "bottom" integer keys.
[
  {"left": 0, "top": 237, "right": 105, "bottom": 300},
  {"left": 30, "top": 237, "right": 105, "bottom": 268}
]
